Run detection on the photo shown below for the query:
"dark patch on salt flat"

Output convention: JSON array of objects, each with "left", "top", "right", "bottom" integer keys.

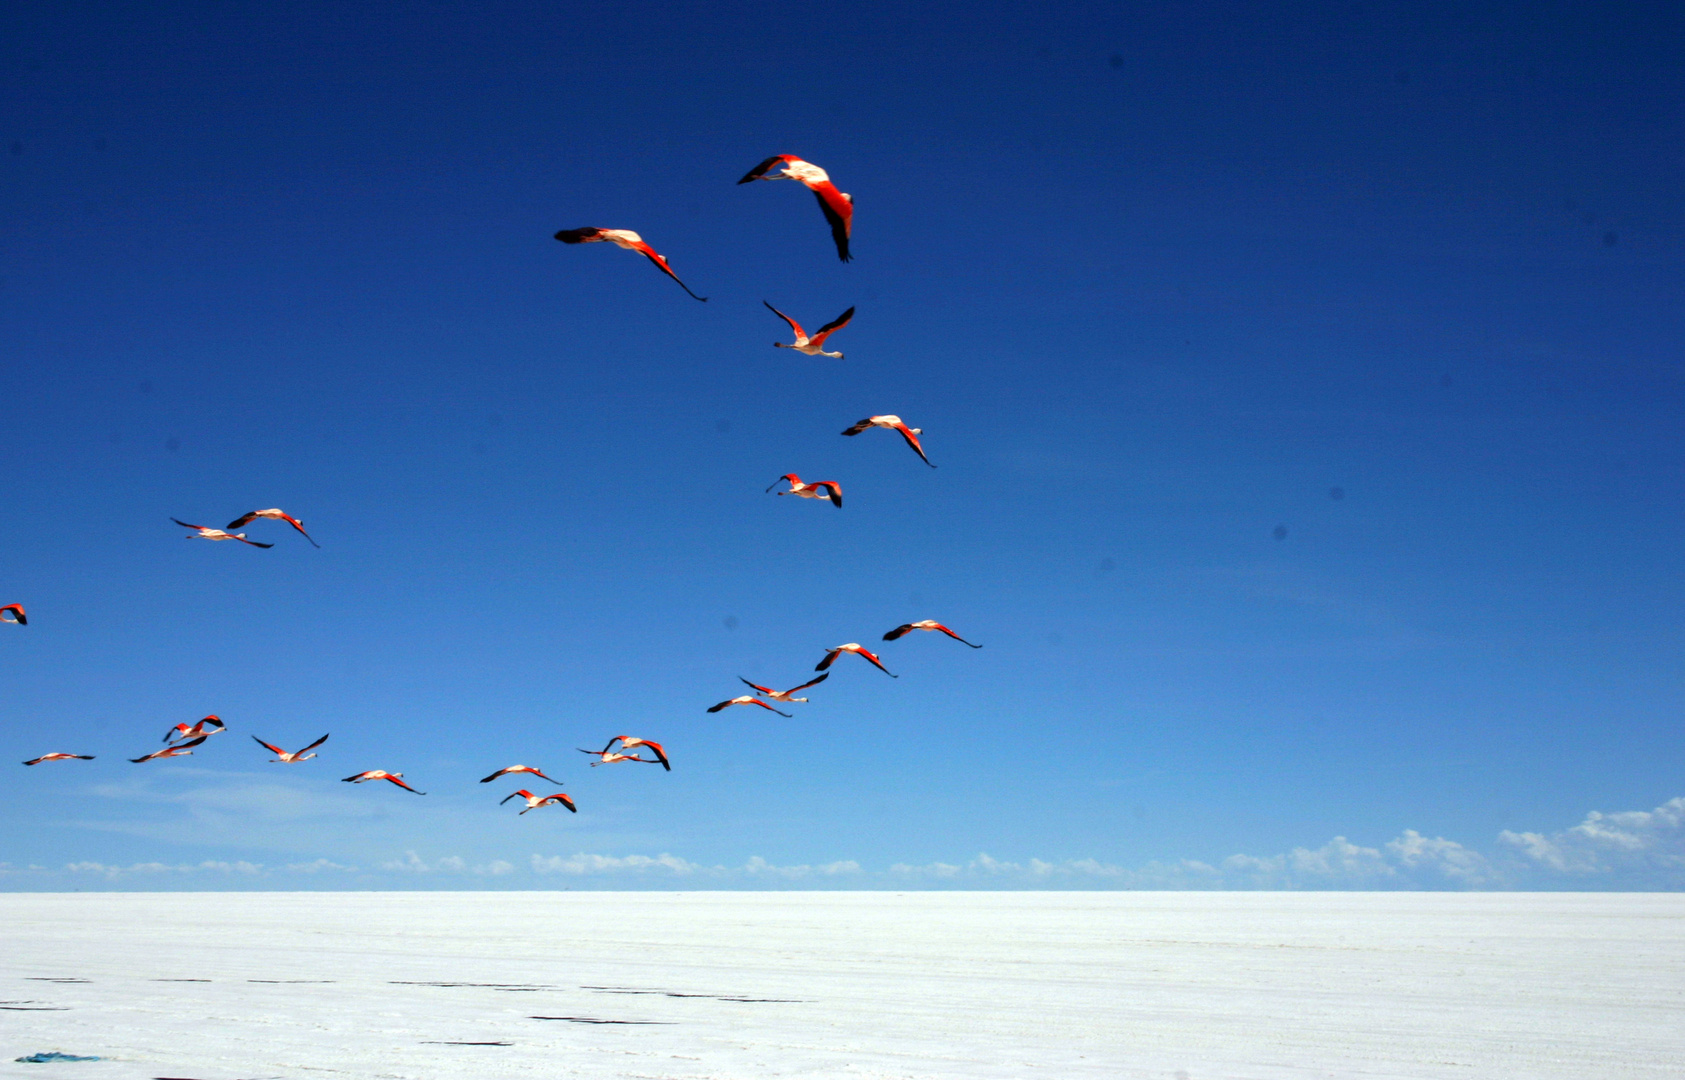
[
  {"left": 581, "top": 985, "right": 802, "bottom": 1003},
  {"left": 421, "top": 1041, "right": 514, "bottom": 1046},
  {"left": 0, "top": 1005, "right": 69, "bottom": 1010},
  {"left": 26, "top": 977, "right": 89, "bottom": 983},
  {"left": 530, "top": 1016, "right": 673, "bottom": 1025},
  {"left": 152, "top": 978, "right": 212, "bottom": 982},
  {"left": 247, "top": 979, "right": 335, "bottom": 984}
]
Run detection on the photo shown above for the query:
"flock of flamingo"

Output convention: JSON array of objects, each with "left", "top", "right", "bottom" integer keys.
[{"left": 11, "top": 153, "right": 980, "bottom": 822}]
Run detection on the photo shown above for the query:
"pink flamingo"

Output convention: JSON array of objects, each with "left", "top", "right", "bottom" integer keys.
[
  {"left": 501, "top": 789, "right": 577, "bottom": 815},
  {"left": 227, "top": 509, "right": 320, "bottom": 548},
  {"left": 768, "top": 474, "right": 842, "bottom": 508},
  {"left": 883, "top": 620, "right": 982, "bottom": 647},
  {"left": 842, "top": 415, "right": 935, "bottom": 468},
  {"left": 765, "top": 302, "right": 854, "bottom": 358},
  {"left": 816, "top": 643, "right": 897, "bottom": 677},
  {"left": 738, "top": 155, "right": 854, "bottom": 261},
  {"left": 342, "top": 770, "right": 425, "bottom": 794}
]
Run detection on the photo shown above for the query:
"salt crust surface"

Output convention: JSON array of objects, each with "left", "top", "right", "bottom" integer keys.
[{"left": 0, "top": 891, "right": 1681, "bottom": 1079}]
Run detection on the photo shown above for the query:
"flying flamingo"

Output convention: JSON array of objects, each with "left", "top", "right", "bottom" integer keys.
[
  {"left": 342, "top": 770, "right": 425, "bottom": 794},
  {"left": 552, "top": 228, "right": 707, "bottom": 301},
  {"left": 131, "top": 737, "right": 205, "bottom": 763},
  {"left": 501, "top": 789, "right": 578, "bottom": 815},
  {"left": 581, "top": 736, "right": 671, "bottom": 771},
  {"left": 165, "top": 716, "right": 225, "bottom": 744},
  {"left": 768, "top": 474, "right": 842, "bottom": 508},
  {"left": 252, "top": 733, "right": 329, "bottom": 762},
  {"left": 737, "top": 155, "right": 854, "bottom": 261},
  {"left": 842, "top": 415, "right": 935, "bottom": 468},
  {"left": 226, "top": 509, "right": 320, "bottom": 548},
  {"left": 171, "top": 519, "right": 273, "bottom": 548},
  {"left": 883, "top": 620, "right": 983, "bottom": 648},
  {"left": 816, "top": 643, "right": 897, "bottom": 677},
  {"left": 706, "top": 694, "right": 792, "bottom": 717},
  {"left": 23, "top": 753, "right": 94, "bottom": 766},
  {"left": 738, "top": 673, "right": 828, "bottom": 705},
  {"left": 1, "top": 604, "right": 25, "bottom": 625},
  {"left": 765, "top": 302, "right": 854, "bottom": 358},
  {"left": 480, "top": 764, "right": 563, "bottom": 785}
]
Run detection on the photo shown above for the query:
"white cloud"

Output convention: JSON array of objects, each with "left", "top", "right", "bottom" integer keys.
[
  {"left": 1499, "top": 796, "right": 1685, "bottom": 887},
  {"left": 64, "top": 859, "right": 264, "bottom": 880},
  {"left": 379, "top": 851, "right": 513, "bottom": 876}
]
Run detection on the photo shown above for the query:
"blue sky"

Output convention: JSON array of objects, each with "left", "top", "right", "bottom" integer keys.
[{"left": 2, "top": 0, "right": 1683, "bottom": 889}]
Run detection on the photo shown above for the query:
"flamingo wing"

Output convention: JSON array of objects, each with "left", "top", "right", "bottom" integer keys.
[
  {"left": 299, "top": 733, "right": 331, "bottom": 753},
  {"left": 892, "top": 423, "right": 935, "bottom": 467},
  {"left": 171, "top": 518, "right": 208, "bottom": 531},
  {"left": 856, "top": 648, "right": 898, "bottom": 677},
  {"left": 226, "top": 512, "right": 260, "bottom": 529},
  {"left": 737, "top": 155, "right": 796, "bottom": 184},
  {"left": 625, "top": 239, "right": 707, "bottom": 302},
  {"left": 817, "top": 482, "right": 842, "bottom": 508},
  {"left": 883, "top": 624, "right": 914, "bottom": 641},
  {"left": 815, "top": 648, "right": 842, "bottom": 671},
  {"left": 479, "top": 767, "right": 511, "bottom": 782},
  {"left": 553, "top": 227, "right": 606, "bottom": 244},
  {"left": 281, "top": 514, "right": 321, "bottom": 548},
  {"left": 554, "top": 793, "right": 578, "bottom": 813},
  {"left": 739, "top": 677, "right": 777, "bottom": 695},
  {"left": 234, "top": 535, "right": 275, "bottom": 548},
  {"left": 785, "top": 673, "right": 829, "bottom": 694},
  {"left": 1, "top": 604, "right": 27, "bottom": 624},
  {"left": 763, "top": 301, "right": 807, "bottom": 342},
  {"left": 840, "top": 418, "right": 873, "bottom": 436},
  {"left": 749, "top": 698, "right": 794, "bottom": 717},
  {"left": 809, "top": 183, "right": 853, "bottom": 261},
  {"left": 251, "top": 736, "right": 286, "bottom": 756},
  {"left": 500, "top": 790, "right": 531, "bottom": 805},
  {"left": 641, "top": 741, "right": 672, "bottom": 771},
  {"left": 386, "top": 775, "right": 425, "bottom": 794},
  {"left": 934, "top": 623, "right": 983, "bottom": 647},
  {"left": 808, "top": 307, "right": 855, "bottom": 347},
  {"left": 706, "top": 699, "right": 737, "bottom": 713}
]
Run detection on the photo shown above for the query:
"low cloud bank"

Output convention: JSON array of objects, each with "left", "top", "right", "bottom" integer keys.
[{"left": 6, "top": 796, "right": 1683, "bottom": 890}]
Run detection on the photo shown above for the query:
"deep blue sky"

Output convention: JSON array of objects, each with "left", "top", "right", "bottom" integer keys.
[{"left": 2, "top": 0, "right": 1683, "bottom": 888}]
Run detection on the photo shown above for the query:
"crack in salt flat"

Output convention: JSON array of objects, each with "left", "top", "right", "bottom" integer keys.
[
  {"left": 581, "top": 985, "right": 803, "bottom": 1003},
  {"left": 530, "top": 1016, "right": 674, "bottom": 1025}
]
